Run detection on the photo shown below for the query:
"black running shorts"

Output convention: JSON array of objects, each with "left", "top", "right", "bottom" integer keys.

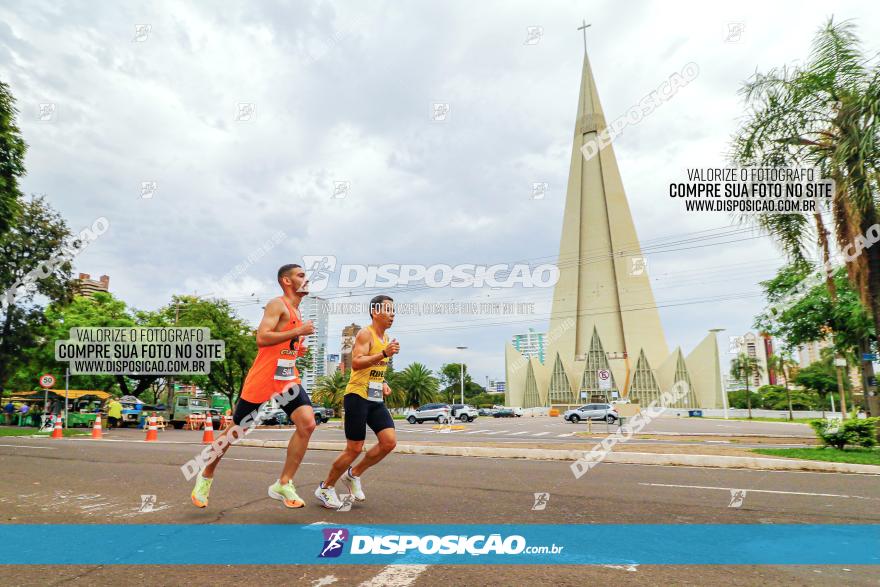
[
  {"left": 343, "top": 393, "right": 395, "bottom": 441},
  {"left": 232, "top": 384, "right": 312, "bottom": 426}
]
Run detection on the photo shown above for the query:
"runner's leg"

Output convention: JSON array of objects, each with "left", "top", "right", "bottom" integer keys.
[
  {"left": 279, "top": 403, "right": 316, "bottom": 484},
  {"left": 350, "top": 427, "right": 396, "bottom": 477},
  {"left": 324, "top": 439, "right": 365, "bottom": 487}
]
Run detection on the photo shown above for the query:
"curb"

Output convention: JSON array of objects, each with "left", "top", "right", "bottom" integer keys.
[{"left": 237, "top": 439, "right": 880, "bottom": 475}]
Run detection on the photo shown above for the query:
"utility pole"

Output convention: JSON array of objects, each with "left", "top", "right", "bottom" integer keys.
[
  {"left": 834, "top": 355, "right": 848, "bottom": 418},
  {"left": 456, "top": 346, "right": 468, "bottom": 405}
]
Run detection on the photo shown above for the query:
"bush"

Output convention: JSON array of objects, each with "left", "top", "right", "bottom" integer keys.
[{"left": 810, "top": 417, "right": 878, "bottom": 450}]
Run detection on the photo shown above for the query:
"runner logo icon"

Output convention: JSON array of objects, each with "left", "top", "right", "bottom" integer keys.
[{"left": 318, "top": 528, "right": 349, "bottom": 558}]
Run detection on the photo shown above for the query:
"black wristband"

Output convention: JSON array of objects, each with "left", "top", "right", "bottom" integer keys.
[{"left": 382, "top": 350, "right": 388, "bottom": 358}]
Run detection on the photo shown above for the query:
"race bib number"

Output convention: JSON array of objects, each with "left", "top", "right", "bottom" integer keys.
[
  {"left": 367, "top": 381, "right": 384, "bottom": 402},
  {"left": 274, "top": 359, "right": 297, "bottom": 381}
]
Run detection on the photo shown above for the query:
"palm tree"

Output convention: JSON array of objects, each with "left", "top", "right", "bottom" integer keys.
[
  {"left": 730, "top": 353, "right": 764, "bottom": 419},
  {"left": 395, "top": 363, "right": 440, "bottom": 408},
  {"left": 766, "top": 352, "right": 797, "bottom": 420},
  {"left": 731, "top": 18, "right": 880, "bottom": 414},
  {"left": 312, "top": 370, "right": 349, "bottom": 414}
]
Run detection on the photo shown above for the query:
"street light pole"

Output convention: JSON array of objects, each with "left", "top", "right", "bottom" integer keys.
[{"left": 456, "top": 346, "right": 468, "bottom": 405}]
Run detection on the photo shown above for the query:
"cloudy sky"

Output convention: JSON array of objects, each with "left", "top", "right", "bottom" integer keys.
[{"left": 2, "top": 0, "right": 878, "bottom": 385}]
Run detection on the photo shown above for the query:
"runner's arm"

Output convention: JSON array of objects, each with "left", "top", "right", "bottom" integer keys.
[
  {"left": 255, "top": 298, "right": 305, "bottom": 347},
  {"left": 351, "top": 329, "right": 385, "bottom": 370}
]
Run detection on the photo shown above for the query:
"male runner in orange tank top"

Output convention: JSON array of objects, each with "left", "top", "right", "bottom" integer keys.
[{"left": 191, "top": 264, "right": 317, "bottom": 509}]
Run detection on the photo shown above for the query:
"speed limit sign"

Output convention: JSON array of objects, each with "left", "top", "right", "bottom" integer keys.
[
  {"left": 39, "top": 373, "right": 56, "bottom": 388},
  {"left": 597, "top": 369, "right": 612, "bottom": 391}
]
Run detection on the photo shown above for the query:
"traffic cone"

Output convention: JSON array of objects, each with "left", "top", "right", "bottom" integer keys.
[
  {"left": 202, "top": 414, "right": 215, "bottom": 444},
  {"left": 51, "top": 415, "right": 64, "bottom": 439},
  {"left": 91, "top": 415, "right": 103, "bottom": 439},
  {"left": 144, "top": 413, "right": 158, "bottom": 442}
]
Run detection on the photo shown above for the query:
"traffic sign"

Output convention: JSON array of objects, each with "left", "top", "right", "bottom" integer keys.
[
  {"left": 39, "top": 374, "right": 56, "bottom": 388},
  {"left": 597, "top": 369, "right": 612, "bottom": 391},
  {"left": 862, "top": 353, "right": 877, "bottom": 361}
]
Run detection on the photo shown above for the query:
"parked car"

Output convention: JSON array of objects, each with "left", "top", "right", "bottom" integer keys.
[
  {"left": 405, "top": 403, "right": 452, "bottom": 424},
  {"left": 206, "top": 408, "right": 223, "bottom": 430},
  {"left": 563, "top": 403, "right": 618, "bottom": 424},
  {"left": 257, "top": 405, "right": 288, "bottom": 426},
  {"left": 511, "top": 407, "right": 524, "bottom": 417},
  {"left": 493, "top": 408, "right": 516, "bottom": 418},
  {"left": 450, "top": 404, "right": 479, "bottom": 422},
  {"left": 477, "top": 408, "right": 497, "bottom": 417},
  {"left": 313, "top": 406, "right": 332, "bottom": 425}
]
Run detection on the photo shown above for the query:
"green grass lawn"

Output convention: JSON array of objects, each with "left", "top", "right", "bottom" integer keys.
[
  {"left": 0, "top": 427, "right": 89, "bottom": 437},
  {"left": 752, "top": 447, "right": 880, "bottom": 465}
]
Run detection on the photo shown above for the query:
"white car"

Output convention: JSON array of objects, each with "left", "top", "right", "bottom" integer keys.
[
  {"left": 405, "top": 403, "right": 452, "bottom": 424},
  {"left": 563, "top": 403, "right": 618, "bottom": 424}
]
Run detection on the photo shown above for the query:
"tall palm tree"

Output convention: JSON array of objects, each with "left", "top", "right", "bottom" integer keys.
[
  {"left": 395, "top": 363, "right": 440, "bottom": 408},
  {"left": 766, "top": 352, "right": 796, "bottom": 420},
  {"left": 731, "top": 18, "right": 880, "bottom": 415},
  {"left": 312, "top": 370, "right": 349, "bottom": 414},
  {"left": 730, "top": 353, "right": 764, "bottom": 419}
]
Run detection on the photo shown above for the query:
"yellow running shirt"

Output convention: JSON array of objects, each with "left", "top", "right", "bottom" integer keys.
[{"left": 345, "top": 326, "right": 390, "bottom": 402}]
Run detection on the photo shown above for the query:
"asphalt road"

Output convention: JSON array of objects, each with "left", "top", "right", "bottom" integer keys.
[
  {"left": 1, "top": 434, "right": 877, "bottom": 585},
  {"left": 74, "top": 415, "right": 816, "bottom": 450}
]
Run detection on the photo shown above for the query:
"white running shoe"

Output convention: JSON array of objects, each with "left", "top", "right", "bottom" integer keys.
[
  {"left": 343, "top": 467, "right": 366, "bottom": 501},
  {"left": 314, "top": 482, "right": 343, "bottom": 509}
]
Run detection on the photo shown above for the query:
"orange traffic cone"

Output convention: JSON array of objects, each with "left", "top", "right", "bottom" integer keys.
[
  {"left": 144, "top": 413, "right": 158, "bottom": 442},
  {"left": 202, "top": 414, "right": 215, "bottom": 444},
  {"left": 91, "top": 415, "right": 103, "bottom": 439},
  {"left": 51, "top": 415, "right": 64, "bottom": 439}
]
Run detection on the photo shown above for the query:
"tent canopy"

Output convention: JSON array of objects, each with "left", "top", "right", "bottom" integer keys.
[{"left": 9, "top": 390, "right": 112, "bottom": 401}]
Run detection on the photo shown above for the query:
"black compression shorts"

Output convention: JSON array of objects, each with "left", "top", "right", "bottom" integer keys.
[
  {"left": 343, "top": 393, "right": 395, "bottom": 441},
  {"left": 232, "top": 384, "right": 312, "bottom": 426}
]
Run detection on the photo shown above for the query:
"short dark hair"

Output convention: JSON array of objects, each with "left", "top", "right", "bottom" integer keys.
[
  {"left": 369, "top": 294, "right": 394, "bottom": 317},
  {"left": 277, "top": 264, "right": 302, "bottom": 283}
]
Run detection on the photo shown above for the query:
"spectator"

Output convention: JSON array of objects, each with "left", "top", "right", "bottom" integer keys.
[
  {"left": 106, "top": 398, "right": 122, "bottom": 429},
  {"left": 3, "top": 401, "right": 15, "bottom": 425}
]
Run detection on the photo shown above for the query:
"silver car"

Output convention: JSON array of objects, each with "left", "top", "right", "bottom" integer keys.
[
  {"left": 563, "top": 403, "right": 618, "bottom": 424},
  {"left": 405, "top": 403, "right": 451, "bottom": 424}
]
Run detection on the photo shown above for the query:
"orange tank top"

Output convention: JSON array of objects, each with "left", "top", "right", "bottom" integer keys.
[{"left": 240, "top": 297, "right": 306, "bottom": 403}]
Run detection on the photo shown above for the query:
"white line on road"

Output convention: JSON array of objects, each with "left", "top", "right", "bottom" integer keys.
[
  {"left": 484, "top": 430, "right": 509, "bottom": 435},
  {"left": 227, "top": 458, "right": 319, "bottom": 465},
  {"left": 466, "top": 430, "right": 491, "bottom": 434},
  {"left": 532, "top": 432, "right": 551, "bottom": 437},
  {"left": 358, "top": 565, "right": 429, "bottom": 587},
  {"left": 556, "top": 433, "right": 575, "bottom": 438},
  {"left": 639, "top": 482, "right": 879, "bottom": 500},
  {"left": 508, "top": 431, "right": 530, "bottom": 436},
  {"left": 0, "top": 443, "right": 55, "bottom": 449}
]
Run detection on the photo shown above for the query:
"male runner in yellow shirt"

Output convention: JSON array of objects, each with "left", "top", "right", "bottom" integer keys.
[{"left": 315, "top": 294, "right": 399, "bottom": 508}]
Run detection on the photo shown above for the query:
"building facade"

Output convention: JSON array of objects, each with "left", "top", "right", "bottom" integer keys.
[
  {"left": 75, "top": 273, "right": 110, "bottom": 297},
  {"left": 299, "top": 296, "right": 328, "bottom": 390},
  {"left": 511, "top": 329, "right": 546, "bottom": 364},
  {"left": 503, "top": 48, "right": 722, "bottom": 410}
]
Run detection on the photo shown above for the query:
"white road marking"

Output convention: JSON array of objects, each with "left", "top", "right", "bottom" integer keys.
[
  {"left": 358, "top": 564, "right": 429, "bottom": 587},
  {"left": 639, "top": 482, "right": 879, "bottom": 500},
  {"left": 532, "top": 432, "right": 551, "bottom": 437},
  {"left": 466, "top": 430, "right": 491, "bottom": 434},
  {"left": 0, "top": 444, "right": 55, "bottom": 449},
  {"left": 508, "top": 431, "right": 530, "bottom": 436},
  {"left": 227, "top": 458, "right": 319, "bottom": 465},
  {"left": 556, "top": 433, "right": 575, "bottom": 438},
  {"left": 485, "top": 430, "right": 509, "bottom": 435},
  {"left": 602, "top": 564, "right": 639, "bottom": 572}
]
